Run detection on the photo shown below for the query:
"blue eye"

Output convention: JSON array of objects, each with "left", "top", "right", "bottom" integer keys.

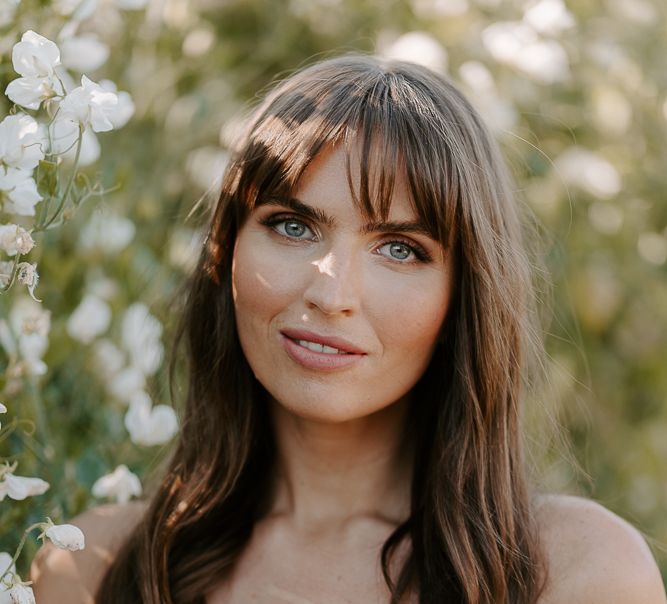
[
  {"left": 269, "top": 217, "right": 315, "bottom": 240},
  {"left": 378, "top": 241, "right": 422, "bottom": 263}
]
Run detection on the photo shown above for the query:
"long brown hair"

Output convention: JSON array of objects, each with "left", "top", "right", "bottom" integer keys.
[{"left": 98, "top": 55, "right": 546, "bottom": 603}]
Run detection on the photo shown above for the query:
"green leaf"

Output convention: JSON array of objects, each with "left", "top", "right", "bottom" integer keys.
[{"left": 36, "top": 159, "right": 59, "bottom": 199}]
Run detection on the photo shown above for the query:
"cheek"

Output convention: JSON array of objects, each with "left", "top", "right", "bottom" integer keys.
[
  {"left": 372, "top": 273, "right": 451, "bottom": 358},
  {"left": 231, "top": 231, "right": 303, "bottom": 333}
]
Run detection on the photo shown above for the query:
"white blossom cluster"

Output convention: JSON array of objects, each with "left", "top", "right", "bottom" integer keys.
[
  {"left": 2, "top": 30, "right": 134, "bottom": 208},
  {"left": 94, "top": 303, "right": 178, "bottom": 450},
  {"left": 0, "top": 298, "right": 51, "bottom": 390},
  {"left": 61, "top": 293, "right": 177, "bottom": 500},
  {"left": 1, "top": 29, "right": 136, "bottom": 303},
  {"left": 66, "top": 298, "right": 179, "bottom": 454},
  {"left": 481, "top": 0, "right": 576, "bottom": 84},
  {"left": 0, "top": 0, "right": 150, "bottom": 584},
  {"left": 0, "top": 519, "right": 84, "bottom": 602}
]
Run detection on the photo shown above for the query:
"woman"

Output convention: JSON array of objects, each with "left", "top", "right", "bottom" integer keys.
[{"left": 32, "top": 55, "right": 665, "bottom": 603}]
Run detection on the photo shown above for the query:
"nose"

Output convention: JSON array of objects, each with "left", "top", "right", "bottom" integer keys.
[{"left": 303, "top": 247, "right": 361, "bottom": 317}]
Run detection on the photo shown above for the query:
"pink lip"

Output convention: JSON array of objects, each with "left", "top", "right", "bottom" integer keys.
[
  {"left": 279, "top": 329, "right": 366, "bottom": 372},
  {"left": 280, "top": 329, "right": 366, "bottom": 355}
]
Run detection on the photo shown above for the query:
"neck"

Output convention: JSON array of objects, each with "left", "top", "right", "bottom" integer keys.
[{"left": 267, "top": 396, "right": 414, "bottom": 533}]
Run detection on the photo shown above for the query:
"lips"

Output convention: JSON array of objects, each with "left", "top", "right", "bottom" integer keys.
[
  {"left": 279, "top": 328, "right": 367, "bottom": 372},
  {"left": 279, "top": 328, "right": 366, "bottom": 355}
]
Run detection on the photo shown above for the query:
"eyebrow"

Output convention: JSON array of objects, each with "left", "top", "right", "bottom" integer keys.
[
  {"left": 262, "top": 196, "right": 433, "bottom": 238},
  {"left": 262, "top": 196, "right": 333, "bottom": 227}
]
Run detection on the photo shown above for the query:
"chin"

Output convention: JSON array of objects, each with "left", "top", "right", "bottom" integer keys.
[{"left": 268, "top": 389, "right": 399, "bottom": 425}]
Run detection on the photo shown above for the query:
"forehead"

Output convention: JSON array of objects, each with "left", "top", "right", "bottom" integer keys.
[{"left": 292, "top": 144, "right": 417, "bottom": 222}]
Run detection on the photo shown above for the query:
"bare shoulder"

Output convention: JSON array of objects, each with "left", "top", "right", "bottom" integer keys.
[
  {"left": 535, "top": 494, "right": 666, "bottom": 604},
  {"left": 30, "top": 501, "right": 147, "bottom": 604}
]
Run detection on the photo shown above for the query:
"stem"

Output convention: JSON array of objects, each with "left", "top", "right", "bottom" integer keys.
[
  {"left": 0, "top": 417, "right": 22, "bottom": 445},
  {"left": 26, "top": 377, "right": 51, "bottom": 454},
  {"left": 36, "top": 106, "right": 64, "bottom": 227},
  {"left": 38, "top": 124, "right": 84, "bottom": 232},
  {"left": 0, "top": 523, "right": 44, "bottom": 585}
]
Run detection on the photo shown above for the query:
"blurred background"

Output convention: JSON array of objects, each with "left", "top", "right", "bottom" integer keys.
[{"left": 1, "top": 0, "right": 666, "bottom": 581}]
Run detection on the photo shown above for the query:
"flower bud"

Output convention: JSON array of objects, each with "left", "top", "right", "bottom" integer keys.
[
  {"left": 16, "top": 262, "right": 39, "bottom": 301},
  {"left": 9, "top": 583, "right": 36, "bottom": 604},
  {"left": 92, "top": 464, "right": 142, "bottom": 504},
  {"left": 0, "top": 224, "right": 35, "bottom": 256},
  {"left": 45, "top": 523, "right": 85, "bottom": 551}
]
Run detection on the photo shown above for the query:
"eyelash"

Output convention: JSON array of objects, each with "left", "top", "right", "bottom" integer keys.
[{"left": 258, "top": 213, "right": 433, "bottom": 264}]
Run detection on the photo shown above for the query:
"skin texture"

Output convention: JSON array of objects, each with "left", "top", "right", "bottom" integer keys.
[
  {"left": 30, "top": 496, "right": 667, "bottom": 603},
  {"left": 31, "top": 502, "right": 145, "bottom": 604},
  {"left": 232, "top": 144, "right": 454, "bottom": 425},
  {"left": 30, "top": 147, "right": 667, "bottom": 602}
]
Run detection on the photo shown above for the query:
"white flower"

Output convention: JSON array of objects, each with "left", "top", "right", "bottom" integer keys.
[
  {"left": 53, "top": 0, "right": 98, "bottom": 20},
  {"left": 5, "top": 77, "right": 56, "bottom": 111},
  {"left": 18, "top": 332, "right": 48, "bottom": 375},
  {"left": 9, "top": 297, "right": 50, "bottom": 338},
  {"left": 380, "top": 31, "right": 448, "bottom": 74},
  {"left": 0, "top": 0, "right": 19, "bottom": 28},
  {"left": 16, "top": 263, "right": 39, "bottom": 301},
  {"left": 185, "top": 147, "right": 228, "bottom": 192},
  {"left": 458, "top": 61, "right": 519, "bottom": 132},
  {"left": 8, "top": 583, "right": 35, "bottom": 604},
  {"left": 0, "top": 225, "right": 34, "bottom": 257},
  {"left": 523, "top": 0, "right": 576, "bottom": 36},
  {"left": 0, "top": 403, "right": 6, "bottom": 431},
  {"left": 482, "top": 21, "right": 570, "bottom": 84},
  {"left": 121, "top": 303, "right": 163, "bottom": 376},
  {"left": 125, "top": 391, "right": 178, "bottom": 446},
  {"left": 11, "top": 31, "right": 60, "bottom": 80},
  {"left": 60, "top": 34, "right": 110, "bottom": 73},
  {"left": 99, "top": 80, "right": 135, "bottom": 129},
  {"left": 18, "top": 334, "right": 48, "bottom": 375},
  {"left": 0, "top": 167, "right": 42, "bottom": 217},
  {"left": 87, "top": 275, "right": 118, "bottom": 300},
  {"left": 48, "top": 117, "right": 101, "bottom": 167},
  {"left": 637, "top": 232, "right": 667, "bottom": 266},
  {"left": 107, "top": 366, "right": 145, "bottom": 402},
  {"left": 80, "top": 210, "right": 135, "bottom": 253},
  {"left": 0, "top": 473, "right": 49, "bottom": 501},
  {"left": 66, "top": 294, "right": 111, "bottom": 344},
  {"left": 554, "top": 147, "right": 621, "bottom": 199},
  {"left": 0, "top": 551, "right": 15, "bottom": 583},
  {"left": 59, "top": 75, "right": 119, "bottom": 133},
  {"left": 459, "top": 61, "right": 495, "bottom": 93},
  {"left": 93, "top": 339, "right": 125, "bottom": 377},
  {"left": 44, "top": 523, "right": 85, "bottom": 551},
  {"left": 92, "top": 464, "right": 142, "bottom": 504},
  {"left": 0, "top": 114, "right": 45, "bottom": 172},
  {"left": 5, "top": 31, "right": 64, "bottom": 110}
]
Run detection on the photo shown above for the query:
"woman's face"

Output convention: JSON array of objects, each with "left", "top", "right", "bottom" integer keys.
[{"left": 232, "top": 145, "right": 454, "bottom": 423}]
